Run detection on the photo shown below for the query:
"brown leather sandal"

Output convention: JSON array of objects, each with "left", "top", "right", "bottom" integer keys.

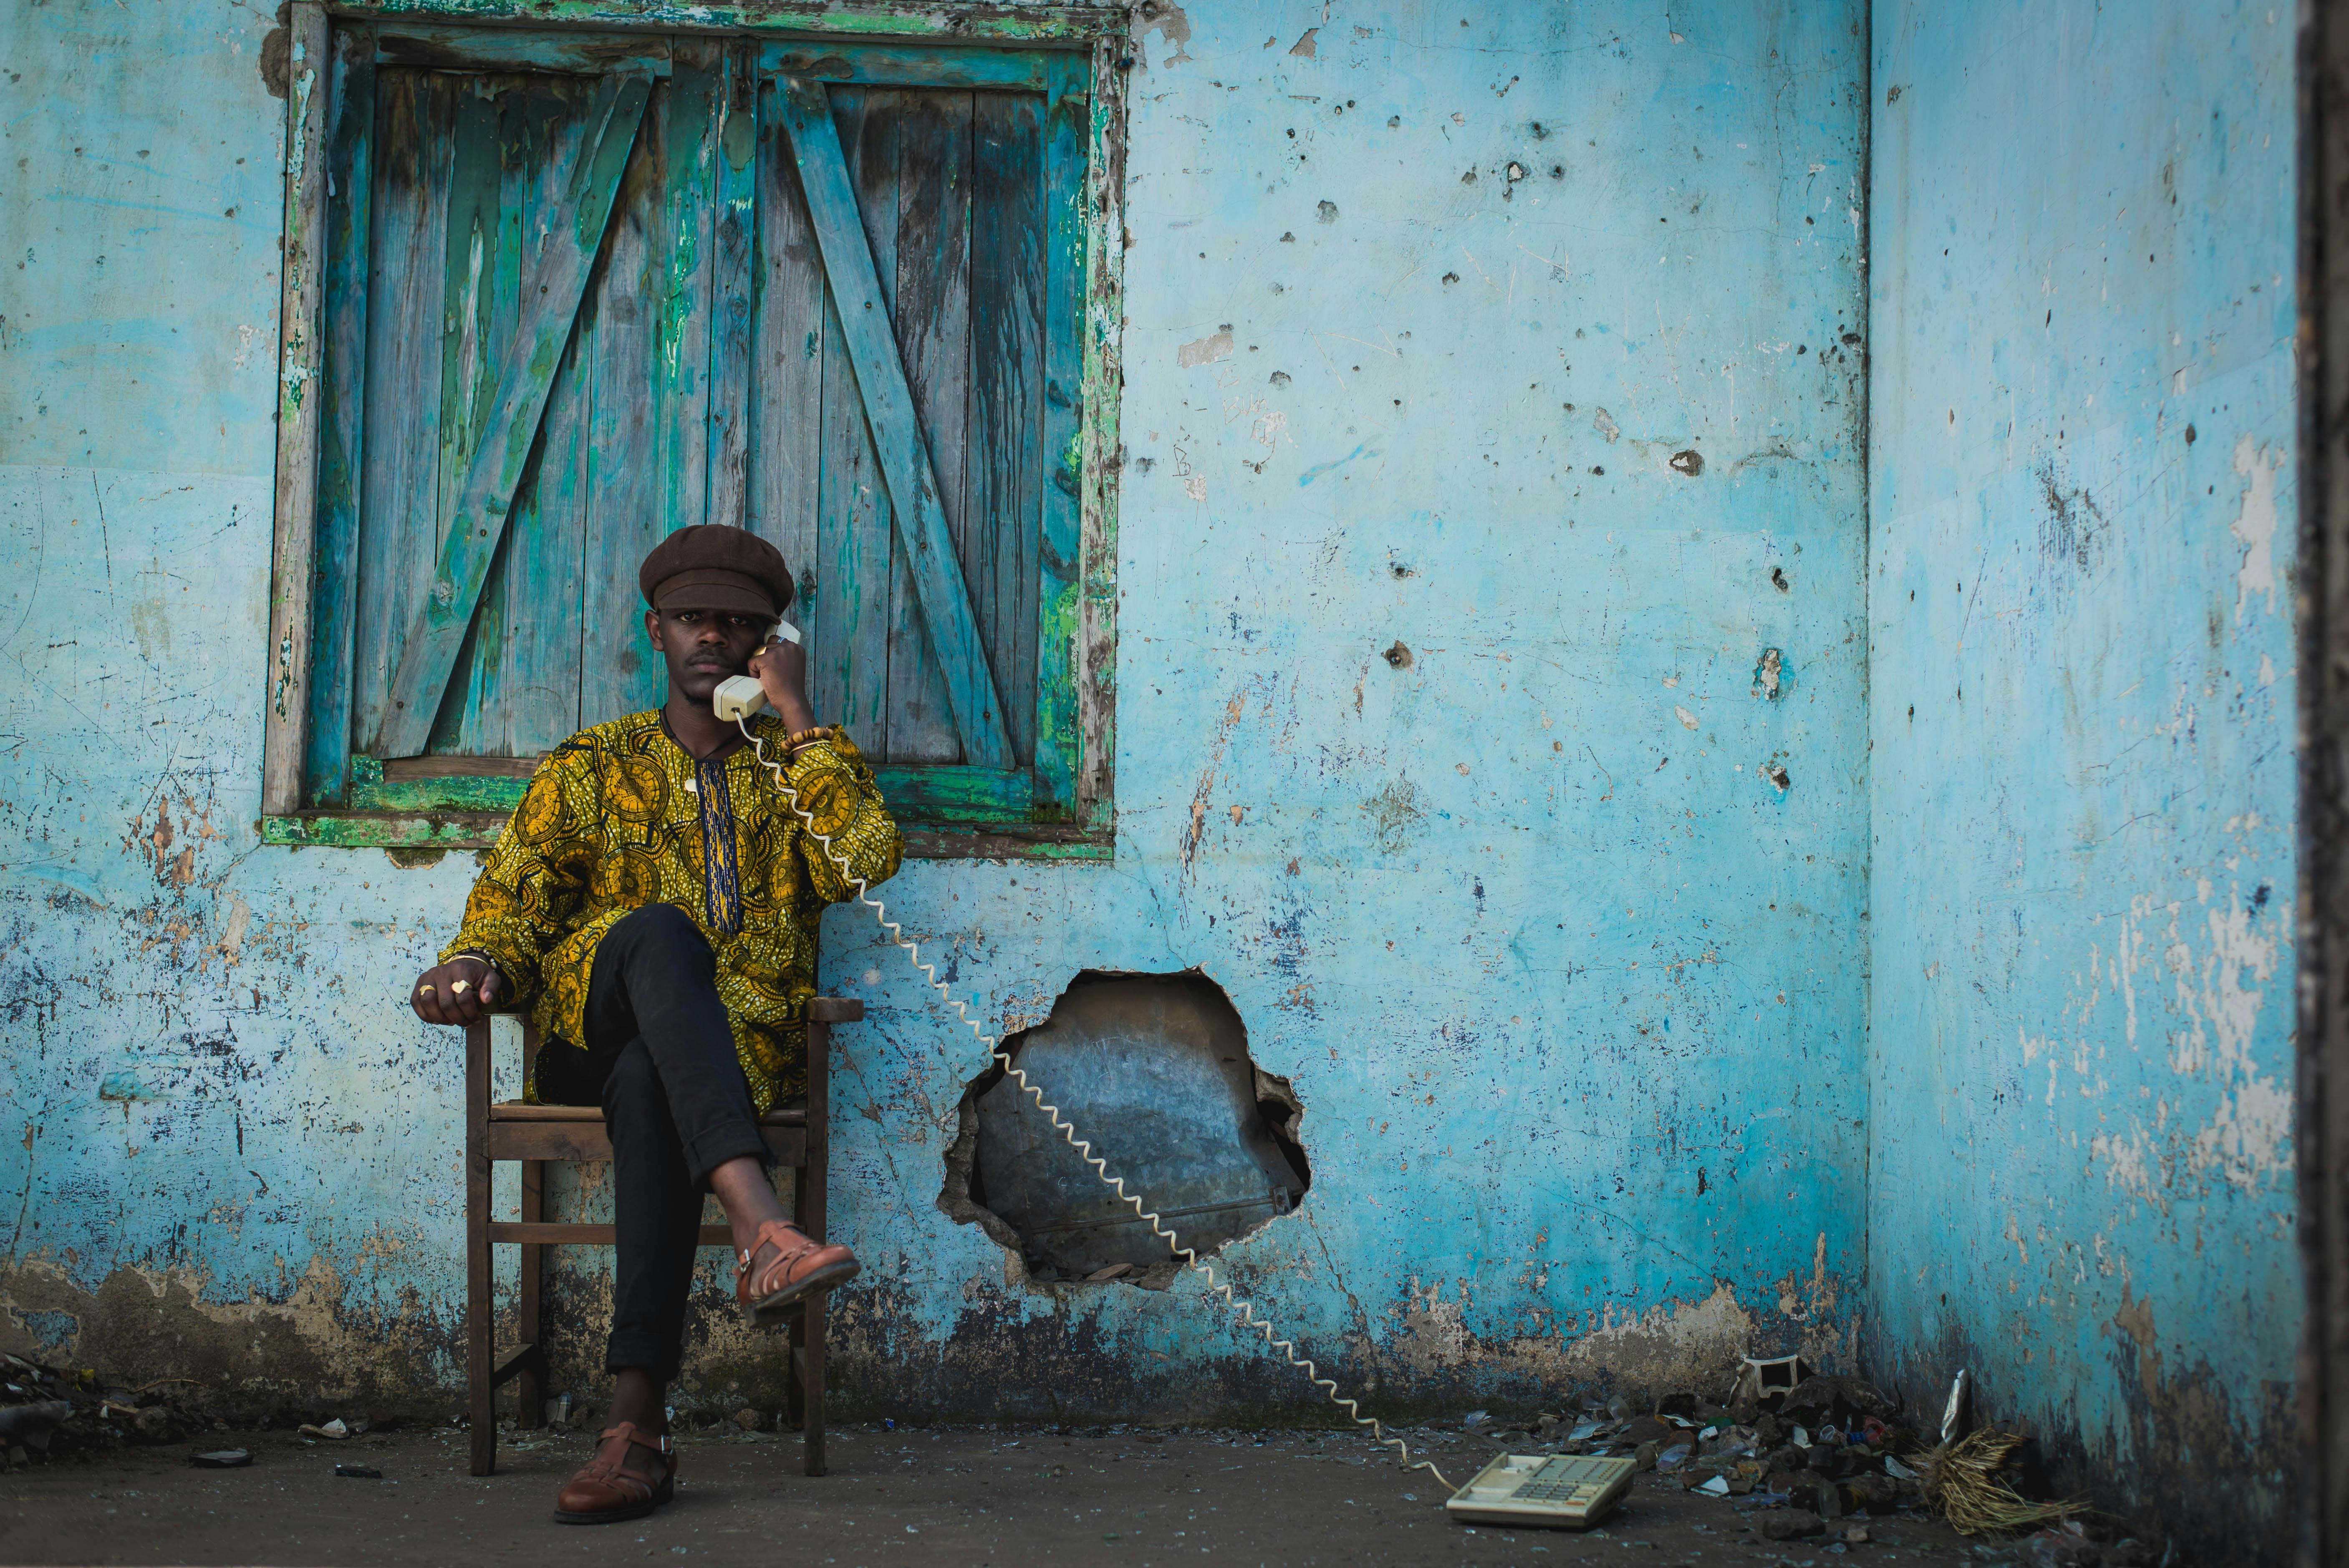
[
  {"left": 735, "top": 1218, "right": 860, "bottom": 1326},
  {"left": 552, "top": 1422, "right": 676, "bottom": 1526}
]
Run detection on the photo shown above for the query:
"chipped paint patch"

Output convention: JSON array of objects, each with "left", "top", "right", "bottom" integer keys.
[
  {"left": 1177, "top": 328, "right": 1233, "bottom": 369},
  {"left": 2228, "top": 436, "right": 2282, "bottom": 621}
]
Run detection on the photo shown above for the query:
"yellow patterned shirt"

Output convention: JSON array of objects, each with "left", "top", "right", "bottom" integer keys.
[{"left": 439, "top": 710, "right": 903, "bottom": 1111}]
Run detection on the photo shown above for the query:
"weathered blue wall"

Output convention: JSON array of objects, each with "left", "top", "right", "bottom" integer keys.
[
  {"left": 0, "top": 0, "right": 1874, "bottom": 1423},
  {"left": 1866, "top": 0, "right": 2299, "bottom": 1557}
]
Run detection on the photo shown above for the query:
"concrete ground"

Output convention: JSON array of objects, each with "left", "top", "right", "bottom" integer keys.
[{"left": 0, "top": 1421, "right": 1991, "bottom": 1566}]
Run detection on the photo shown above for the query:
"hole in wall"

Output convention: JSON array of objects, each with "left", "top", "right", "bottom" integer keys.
[{"left": 938, "top": 971, "right": 1309, "bottom": 1288}]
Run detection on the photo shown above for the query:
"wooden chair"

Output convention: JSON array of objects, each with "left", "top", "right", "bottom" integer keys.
[{"left": 463, "top": 998, "right": 861, "bottom": 1478}]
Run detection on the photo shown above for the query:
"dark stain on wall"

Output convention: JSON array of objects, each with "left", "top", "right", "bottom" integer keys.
[{"left": 1868, "top": 1307, "right": 2296, "bottom": 1566}]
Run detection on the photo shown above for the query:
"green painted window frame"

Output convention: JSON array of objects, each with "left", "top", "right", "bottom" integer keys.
[{"left": 258, "top": 2, "right": 1125, "bottom": 861}]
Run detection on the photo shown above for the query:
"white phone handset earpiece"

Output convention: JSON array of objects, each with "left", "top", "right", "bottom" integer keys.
[{"left": 711, "top": 620, "right": 802, "bottom": 721}]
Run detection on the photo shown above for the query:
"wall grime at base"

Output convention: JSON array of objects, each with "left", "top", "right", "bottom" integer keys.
[{"left": 1867, "top": 0, "right": 2301, "bottom": 1560}]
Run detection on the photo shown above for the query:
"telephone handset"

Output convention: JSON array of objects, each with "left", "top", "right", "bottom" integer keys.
[
  {"left": 712, "top": 620, "right": 800, "bottom": 722},
  {"left": 717, "top": 613, "right": 1451, "bottom": 1498}
]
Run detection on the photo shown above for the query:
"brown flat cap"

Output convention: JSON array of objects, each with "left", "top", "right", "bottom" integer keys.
[{"left": 638, "top": 524, "right": 794, "bottom": 617}]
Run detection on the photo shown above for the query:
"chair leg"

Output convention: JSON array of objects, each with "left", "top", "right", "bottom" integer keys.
[
  {"left": 786, "top": 1311, "right": 807, "bottom": 1431},
  {"left": 517, "top": 1159, "right": 545, "bottom": 1429},
  {"left": 802, "top": 1293, "right": 826, "bottom": 1477},
  {"left": 800, "top": 1014, "right": 827, "bottom": 1475},
  {"left": 466, "top": 1146, "right": 497, "bottom": 1476}
]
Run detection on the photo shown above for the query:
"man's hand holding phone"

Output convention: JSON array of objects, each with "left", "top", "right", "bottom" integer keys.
[{"left": 747, "top": 623, "right": 816, "bottom": 734}]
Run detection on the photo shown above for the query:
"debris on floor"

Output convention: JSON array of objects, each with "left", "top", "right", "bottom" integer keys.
[
  {"left": 1438, "top": 1362, "right": 2129, "bottom": 1554},
  {"left": 1, "top": 1352, "right": 214, "bottom": 1459},
  {"left": 188, "top": 1449, "right": 252, "bottom": 1469},
  {"left": 1961, "top": 1519, "right": 2160, "bottom": 1568},
  {"left": 0, "top": 1399, "right": 74, "bottom": 1455}
]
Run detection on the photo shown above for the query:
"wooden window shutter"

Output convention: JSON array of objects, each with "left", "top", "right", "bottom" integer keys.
[{"left": 291, "top": 32, "right": 1096, "bottom": 838}]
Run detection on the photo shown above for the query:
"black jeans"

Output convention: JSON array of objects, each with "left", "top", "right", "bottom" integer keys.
[{"left": 535, "top": 903, "right": 769, "bottom": 1380}]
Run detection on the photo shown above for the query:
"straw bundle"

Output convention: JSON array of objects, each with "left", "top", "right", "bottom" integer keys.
[{"left": 1915, "top": 1427, "right": 2082, "bottom": 1536}]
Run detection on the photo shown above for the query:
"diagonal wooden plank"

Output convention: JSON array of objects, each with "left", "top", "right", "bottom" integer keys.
[
  {"left": 374, "top": 70, "right": 651, "bottom": 759},
  {"left": 777, "top": 76, "right": 1013, "bottom": 772}
]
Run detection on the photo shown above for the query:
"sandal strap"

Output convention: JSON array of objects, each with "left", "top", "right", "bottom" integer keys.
[
  {"left": 594, "top": 1420, "right": 672, "bottom": 1458},
  {"left": 736, "top": 1219, "right": 820, "bottom": 1290}
]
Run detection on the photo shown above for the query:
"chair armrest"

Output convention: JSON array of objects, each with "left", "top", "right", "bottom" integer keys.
[{"left": 806, "top": 996, "right": 863, "bottom": 1023}]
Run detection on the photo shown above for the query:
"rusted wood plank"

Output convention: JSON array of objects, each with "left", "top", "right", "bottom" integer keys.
[
  {"left": 431, "top": 78, "right": 510, "bottom": 565},
  {"left": 706, "top": 41, "right": 757, "bottom": 528},
  {"left": 375, "top": 22, "right": 674, "bottom": 77},
  {"left": 882, "top": 87, "right": 971, "bottom": 764},
  {"left": 1073, "top": 37, "right": 1122, "bottom": 824},
  {"left": 353, "top": 68, "right": 455, "bottom": 758},
  {"left": 429, "top": 74, "right": 519, "bottom": 754},
  {"left": 811, "top": 86, "right": 894, "bottom": 751},
  {"left": 757, "top": 43, "right": 1053, "bottom": 91},
  {"left": 749, "top": 76, "right": 826, "bottom": 640},
  {"left": 448, "top": 76, "right": 596, "bottom": 756},
  {"left": 780, "top": 76, "right": 1013, "bottom": 770},
  {"left": 374, "top": 70, "right": 649, "bottom": 757},
  {"left": 576, "top": 86, "right": 663, "bottom": 727},
  {"left": 263, "top": 2, "right": 334, "bottom": 816},
  {"left": 302, "top": 20, "right": 377, "bottom": 807},
  {"left": 1034, "top": 54, "right": 1087, "bottom": 816},
  {"left": 651, "top": 42, "right": 722, "bottom": 535},
  {"left": 384, "top": 752, "right": 542, "bottom": 779},
  {"left": 968, "top": 87, "right": 1044, "bottom": 769},
  {"left": 329, "top": 4, "right": 1129, "bottom": 44}
]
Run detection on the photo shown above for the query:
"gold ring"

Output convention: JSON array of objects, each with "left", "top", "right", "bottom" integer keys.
[
  {"left": 417, "top": 983, "right": 437, "bottom": 996},
  {"left": 451, "top": 980, "right": 472, "bottom": 997}
]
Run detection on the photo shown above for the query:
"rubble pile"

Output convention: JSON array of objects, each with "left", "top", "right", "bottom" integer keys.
[
  {"left": 0, "top": 1352, "right": 205, "bottom": 1467},
  {"left": 1481, "top": 1374, "right": 1929, "bottom": 1521},
  {"left": 1463, "top": 1367, "right": 2153, "bottom": 1561}
]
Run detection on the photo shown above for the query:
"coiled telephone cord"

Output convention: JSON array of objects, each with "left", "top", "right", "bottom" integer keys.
[{"left": 742, "top": 719, "right": 1458, "bottom": 1494}]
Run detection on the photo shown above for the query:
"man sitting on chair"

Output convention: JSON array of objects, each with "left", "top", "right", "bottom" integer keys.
[{"left": 407, "top": 523, "right": 902, "bottom": 1526}]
